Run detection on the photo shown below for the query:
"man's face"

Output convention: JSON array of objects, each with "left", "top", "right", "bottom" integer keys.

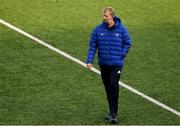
[{"left": 103, "top": 11, "right": 114, "bottom": 24}]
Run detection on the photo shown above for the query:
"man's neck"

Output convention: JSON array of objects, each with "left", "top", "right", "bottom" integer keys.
[{"left": 108, "top": 20, "right": 115, "bottom": 28}]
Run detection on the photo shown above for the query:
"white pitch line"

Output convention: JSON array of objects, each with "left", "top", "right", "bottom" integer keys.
[{"left": 0, "top": 19, "right": 180, "bottom": 117}]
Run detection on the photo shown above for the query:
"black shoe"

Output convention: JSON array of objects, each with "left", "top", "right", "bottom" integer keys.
[
  {"left": 109, "top": 113, "right": 117, "bottom": 124},
  {"left": 105, "top": 113, "right": 111, "bottom": 120}
]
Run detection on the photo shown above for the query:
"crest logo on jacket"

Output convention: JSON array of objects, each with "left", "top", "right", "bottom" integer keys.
[
  {"left": 100, "top": 33, "right": 104, "bottom": 36},
  {"left": 116, "top": 33, "right": 119, "bottom": 37}
]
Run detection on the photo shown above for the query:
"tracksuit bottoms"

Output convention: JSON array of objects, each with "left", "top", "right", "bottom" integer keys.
[{"left": 100, "top": 65, "right": 123, "bottom": 115}]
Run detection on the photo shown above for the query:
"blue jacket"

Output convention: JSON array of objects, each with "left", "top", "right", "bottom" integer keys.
[{"left": 86, "top": 16, "right": 131, "bottom": 66}]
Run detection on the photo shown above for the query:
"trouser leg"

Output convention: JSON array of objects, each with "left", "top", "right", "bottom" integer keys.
[
  {"left": 100, "top": 65, "right": 111, "bottom": 113},
  {"left": 110, "top": 66, "right": 123, "bottom": 115}
]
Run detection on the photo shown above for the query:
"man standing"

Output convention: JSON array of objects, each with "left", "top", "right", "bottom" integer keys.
[{"left": 86, "top": 7, "right": 131, "bottom": 124}]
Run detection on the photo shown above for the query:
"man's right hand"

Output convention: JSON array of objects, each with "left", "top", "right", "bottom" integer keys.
[{"left": 86, "top": 64, "right": 92, "bottom": 70}]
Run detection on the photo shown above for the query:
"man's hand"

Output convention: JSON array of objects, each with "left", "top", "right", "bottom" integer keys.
[{"left": 86, "top": 64, "right": 92, "bottom": 70}]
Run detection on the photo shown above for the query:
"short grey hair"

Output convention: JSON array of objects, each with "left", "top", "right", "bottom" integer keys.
[{"left": 102, "top": 7, "right": 115, "bottom": 16}]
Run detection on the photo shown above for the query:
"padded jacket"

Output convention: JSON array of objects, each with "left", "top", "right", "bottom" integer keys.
[{"left": 86, "top": 16, "right": 131, "bottom": 66}]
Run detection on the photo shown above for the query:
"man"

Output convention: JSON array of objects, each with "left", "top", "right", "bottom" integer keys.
[{"left": 86, "top": 7, "right": 131, "bottom": 124}]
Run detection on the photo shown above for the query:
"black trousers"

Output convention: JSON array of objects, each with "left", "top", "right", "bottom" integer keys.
[{"left": 100, "top": 65, "right": 123, "bottom": 115}]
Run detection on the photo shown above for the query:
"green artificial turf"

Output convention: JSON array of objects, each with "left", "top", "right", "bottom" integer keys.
[{"left": 0, "top": 0, "right": 180, "bottom": 124}]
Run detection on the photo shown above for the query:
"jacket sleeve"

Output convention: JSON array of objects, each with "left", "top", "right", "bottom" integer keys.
[
  {"left": 86, "top": 29, "right": 98, "bottom": 64},
  {"left": 121, "top": 24, "right": 131, "bottom": 58}
]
